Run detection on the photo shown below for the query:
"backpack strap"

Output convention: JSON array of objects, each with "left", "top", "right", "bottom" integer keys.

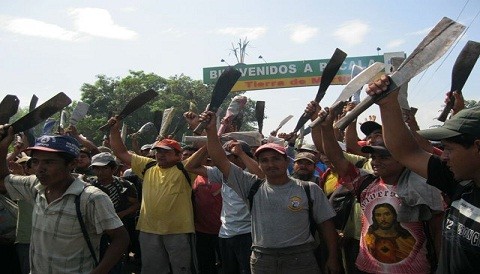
[
  {"left": 247, "top": 179, "right": 265, "bottom": 211},
  {"left": 300, "top": 181, "right": 317, "bottom": 237},
  {"left": 141, "top": 161, "right": 158, "bottom": 176},
  {"left": 74, "top": 185, "right": 99, "bottom": 267},
  {"left": 356, "top": 174, "right": 377, "bottom": 201},
  {"left": 176, "top": 162, "right": 192, "bottom": 187}
]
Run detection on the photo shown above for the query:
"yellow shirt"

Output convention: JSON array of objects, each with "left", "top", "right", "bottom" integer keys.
[
  {"left": 131, "top": 154, "right": 195, "bottom": 234},
  {"left": 323, "top": 172, "right": 339, "bottom": 197}
]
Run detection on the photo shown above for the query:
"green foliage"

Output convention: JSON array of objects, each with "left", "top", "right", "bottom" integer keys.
[{"left": 75, "top": 71, "right": 259, "bottom": 147}]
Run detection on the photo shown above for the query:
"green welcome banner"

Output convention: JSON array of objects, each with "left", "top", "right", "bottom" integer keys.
[{"left": 203, "top": 52, "right": 405, "bottom": 91}]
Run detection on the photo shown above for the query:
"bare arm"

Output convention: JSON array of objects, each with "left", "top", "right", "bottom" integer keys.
[
  {"left": 108, "top": 117, "right": 132, "bottom": 167},
  {"left": 91, "top": 226, "right": 129, "bottom": 274},
  {"left": 367, "top": 75, "right": 431, "bottom": 178},
  {"left": 232, "top": 143, "right": 264, "bottom": 178},
  {"left": 66, "top": 125, "right": 100, "bottom": 155},
  {"left": 319, "top": 219, "right": 340, "bottom": 274},
  {"left": 319, "top": 110, "right": 352, "bottom": 177},
  {"left": 183, "top": 146, "right": 208, "bottom": 177},
  {"left": 201, "top": 111, "right": 231, "bottom": 177}
]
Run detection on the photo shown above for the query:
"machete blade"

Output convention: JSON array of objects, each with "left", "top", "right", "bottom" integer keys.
[
  {"left": 9, "top": 92, "right": 71, "bottom": 135},
  {"left": 292, "top": 48, "right": 347, "bottom": 133},
  {"left": 29, "top": 95, "right": 39, "bottom": 112},
  {"left": 0, "top": 95, "right": 20, "bottom": 124},
  {"left": 193, "top": 67, "right": 242, "bottom": 135},
  {"left": 309, "top": 62, "right": 385, "bottom": 128},
  {"left": 335, "top": 17, "right": 465, "bottom": 130},
  {"left": 438, "top": 40, "right": 480, "bottom": 121},
  {"left": 99, "top": 89, "right": 158, "bottom": 131}
]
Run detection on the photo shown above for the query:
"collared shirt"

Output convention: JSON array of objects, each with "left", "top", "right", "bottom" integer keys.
[{"left": 5, "top": 175, "right": 123, "bottom": 274}]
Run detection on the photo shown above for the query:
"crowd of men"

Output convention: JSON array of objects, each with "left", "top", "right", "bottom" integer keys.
[{"left": 0, "top": 75, "right": 479, "bottom": 274}]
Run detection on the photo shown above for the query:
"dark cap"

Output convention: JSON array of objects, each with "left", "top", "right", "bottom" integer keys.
[
  {"left": 360, "top": 121, "right": 382, "bottom": 137},
  {"left": 294, "top": 152, "right": 316, "bottom": 163},
  {"left": 417, "top": 107, "right": 480, "bottom": 141},
  {"left": 223, "top": 140, "right": 253, "bottom": 158},
  {"left": 296, "top": 144, "right": 318, "bottom": 154},
  {"left": 24, "top": 135, "right": 80, "bottom": 158},
  {"left": 361, "top": 143, "right": 391, "bottom": 156},
  {"left": 254, "top": 143, "right": 286, "bottom": 157}
]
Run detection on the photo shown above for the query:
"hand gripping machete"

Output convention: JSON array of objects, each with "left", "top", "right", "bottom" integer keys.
[
  {"left": 193, "top": 67, "right": 242, "bottom": 135},
  {"left": 335, "top": 17, "right": 465, "bottom": 130},
  {"left": 438, "top": 40, "right": 480, "bottom": 122},
  {"left": 291, "top": 48, "right": 347, "bottom": 134},
  {"left": 309, "top": 62, "right": 385, "bottom": 128},
  {"left": 99, "top": 89, "right": 158, "bottom": 131}
]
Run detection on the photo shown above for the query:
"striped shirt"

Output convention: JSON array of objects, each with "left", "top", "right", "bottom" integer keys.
[{"left": 5, "top": 175, "right": 123, "bottom": 274}]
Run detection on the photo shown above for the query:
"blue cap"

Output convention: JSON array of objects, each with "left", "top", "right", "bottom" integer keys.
[{"left": 25, "top": 135, "right": 80, "bottom": 157}]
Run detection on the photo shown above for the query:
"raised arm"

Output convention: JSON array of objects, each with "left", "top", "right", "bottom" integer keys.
[
  {"left": 230, "top": 142, "right": 264, "bottom": 178},
  {"left": 108, "top": 116, "right": 132, "bottom": 167},
  {"left": 183, "top": 145, "right": 208, "bottom": 177},
  {"left": 318, "top": 109, "right": 352, "bottom": 177},
  {"left": 0, "top": 126, "right": 14, "bottom": 193},
  {"left": 66, "top": 125, "right": 101, "bottom": 155},
  {"left": 367, "top": 75, "right": 431, "bottom": 178},
  {"left": 200, "top": 111, "right": 231, "bottom": 177}
]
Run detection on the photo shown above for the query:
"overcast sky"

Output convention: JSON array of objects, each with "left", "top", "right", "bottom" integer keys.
[{"left": 1, "top": 0, "right": 479, "bottom": 140}]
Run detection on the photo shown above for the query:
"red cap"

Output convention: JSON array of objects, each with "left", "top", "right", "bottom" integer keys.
[
  {"left": 254, "top": 143, "right": 286, "bottom": 157},
  {"left": 153, "top": 139, "right": 182, "bottom": 152}
]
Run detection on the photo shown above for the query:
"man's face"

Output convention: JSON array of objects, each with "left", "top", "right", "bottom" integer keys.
[
  {"left": 441, "top": 140, "right": 480, "bottom": 181},
  {"left": 92, "top": 165, "right": 115, "bottom": 182},
  {"left": 293, "top": 159, "right": 315, "bottom": 178},
  {"left": 370, "top": 153, "right": 404, "bottom": 178},
  {"left": 76, "top": 152, "right": 91, "bottom": 169},
  {"left": 154, "top": 148, "right": 181, "bottom": 168},
  {"left": 30, "top": 151, "right": 74, "bottom": 186},
  {"left": 257, "top": 150, "right": 288, "bottom": 179},
  {"left": 374, "top": 206, "right": 394, "bottom": 230},
  {"left": 366, "top": 130, "right": 383, "bottom": 145}
]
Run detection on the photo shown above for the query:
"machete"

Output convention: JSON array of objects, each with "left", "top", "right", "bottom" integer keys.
[
  {"left": 99, "top": 89, "right": 158, "bottom": 131},
  {"left": 193, "top": 67, "right": 242, "bottom": 135},
  {"left": 255, "top": 101, "right": 265, "bottom": 135},
  {"left": 335, "top": 17, "right": 465, "bottom": 130},
  {"left": 29, "top": 95, "right": 38, "bottom": 112},
  {"left": 274, "top": 115, "right": 294, "bottom": 133},
  {"left": 309, "top": 62, "right": 385, "bottom": 127},
  {"left": 4, "top": 92, "right": 72, "bottom": 137},
  {"left": 0, "top": 95, "right": 20, "bottom": 124},
  {"left": 438, "top": 40, "right": 480, "bottom": 121},
  {"left": 292, "top": 48, "right": 347, "bottom": 133}
]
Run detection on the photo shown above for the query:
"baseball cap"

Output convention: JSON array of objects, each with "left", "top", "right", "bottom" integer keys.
[
  {"left": 153, "top": 139, "right": 182, "bottom": 152},
  {"left": 90, "top": 152, "right": 116, "bottom": 167},
  {"left": 360, "top": 121, "right": 382, "bottom": 137},
  {"left": 417, "top": 107, "right": 480, "bottom": 141},
  {"left": 254, "top": 143, "right": 286, "bottom": 157},
  {"left": 25, "top": 135, "right": 80, "bottom": 157},
  {"left": 361, "top": 143, "right": 391, "bottom": 156},
  {"left": 223, "top": 140, "right": 253, "bottom": 158},
  {"left": 296, "top": 144, "right": 318, "bottom": 154},
  {"left": 294, "top": 152, "right": 316, "bottom": 163}
]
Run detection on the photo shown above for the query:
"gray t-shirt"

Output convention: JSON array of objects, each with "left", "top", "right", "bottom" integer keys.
[
  {"left": 206, "top": 166, "right": 251, "bottom": 238},
  {"left": 226, "top": 163, "right": 336, "bottom": 248}
]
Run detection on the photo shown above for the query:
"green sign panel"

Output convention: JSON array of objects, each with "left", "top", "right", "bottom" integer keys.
[{"left": 203, "top": 52, "right": 405, "bottom": 91}]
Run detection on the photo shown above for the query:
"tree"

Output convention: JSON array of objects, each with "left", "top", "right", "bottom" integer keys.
[{"left": 76, "top": 71, "right": 258, "bottom": 147}]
